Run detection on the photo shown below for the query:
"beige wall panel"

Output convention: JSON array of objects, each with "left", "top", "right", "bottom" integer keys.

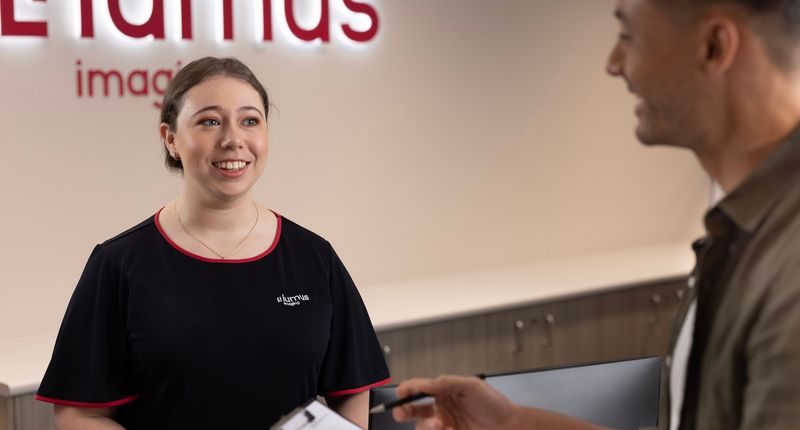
[{"left": 0, "top": 0, "right": 708, "bottom": 338}]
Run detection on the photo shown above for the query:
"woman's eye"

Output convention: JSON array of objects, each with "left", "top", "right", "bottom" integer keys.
[
  {"left": 618, "top": 32, "right": 632, "bottom": 42},
  {"left": 243, "top": 118, "right": 259, "bottom": 126},
  {"left": 200, "top": 119, "right": 220, "bottom": 126}
]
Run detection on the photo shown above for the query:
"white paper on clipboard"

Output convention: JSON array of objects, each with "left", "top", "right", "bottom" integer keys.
[{"left": 271, "top": 399, "right": 362, "bottom": 430}]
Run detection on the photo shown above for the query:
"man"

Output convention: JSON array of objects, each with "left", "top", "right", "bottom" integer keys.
[{"left": 394, "top": 0, "right": 800, "bottom": 429}]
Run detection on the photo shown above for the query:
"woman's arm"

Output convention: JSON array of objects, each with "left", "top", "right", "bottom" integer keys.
[
  {"left": 53, "top": 405, "right": 125, "bottom": 430},
  {"left": 325, "top": 391, "right": 370, "bottom": 429}
]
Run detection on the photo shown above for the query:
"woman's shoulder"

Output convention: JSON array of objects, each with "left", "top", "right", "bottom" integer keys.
[
  {"left": 70, "top": 214, "right": 159, "bottom": 273},
  {"left": 103, "top": 214, "right": 157, "bottom": 243},
  {"left": 277, "top": 214, "right": 332, "bottom": 251},
  {"left": 95, "top": 214, "right": 159, "bottom": 255}
]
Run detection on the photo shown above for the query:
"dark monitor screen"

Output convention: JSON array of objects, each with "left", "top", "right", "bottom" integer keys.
[{"left": 369, "top": 357, "right": 661, "bottom": 430}]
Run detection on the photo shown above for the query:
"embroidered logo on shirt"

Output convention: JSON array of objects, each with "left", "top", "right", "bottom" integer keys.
[{"left": 277, "top": 294, "right": 311, "bottom": 307}]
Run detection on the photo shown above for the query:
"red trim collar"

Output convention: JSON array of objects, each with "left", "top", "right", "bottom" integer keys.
[
  {"left": 154, "top": 207, "right": 282, "bottom": 264},
  {"left": 35, "top": 394, "right": 139, "bottom": 408}
]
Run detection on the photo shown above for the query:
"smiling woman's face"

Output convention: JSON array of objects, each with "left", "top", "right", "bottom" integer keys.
[{"left": 166, "top": 75, "right": 269, "bottom": 202}]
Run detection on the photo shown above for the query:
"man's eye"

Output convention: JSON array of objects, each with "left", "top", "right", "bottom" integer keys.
[
  {"left": 618, "top": 32, "right": 632, "bottom": 41},
  {"left": 243, "top": 118, "right": 259, "bottom": 126},
  {"left": 200, "top": 119, "right": 220, "bottom": 126}
]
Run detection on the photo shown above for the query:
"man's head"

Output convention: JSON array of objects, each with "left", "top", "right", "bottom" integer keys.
[
  {"left": 654, "top": 0, "right": 800, "bottom": 68},
  {"left": 606, "top": 0, "right": 800, "bottom": 150}
]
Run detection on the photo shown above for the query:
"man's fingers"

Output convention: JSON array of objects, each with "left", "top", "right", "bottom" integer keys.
[
  {"left": 416, "top": 417, "right": 444, "bottom": 430},
  {"left": 393, "top": 402, "right": 435, "bottom": 422},
  {"left": 396, "top": 378, "right": 435, "bottom": 398},
  {"left": 432, "top": 374, "right": 484, "bottom": 393}
]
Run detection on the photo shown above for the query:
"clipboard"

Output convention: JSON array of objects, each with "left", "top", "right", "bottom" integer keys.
[{"left": 271, "top": 399, "right": 362, "bottom": 430}]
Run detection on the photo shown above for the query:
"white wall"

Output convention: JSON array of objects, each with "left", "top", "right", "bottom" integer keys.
[{"left": 0, "top": 0, "right": 709, "bottom": 338}]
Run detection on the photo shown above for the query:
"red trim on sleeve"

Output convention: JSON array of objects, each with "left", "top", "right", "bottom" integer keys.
[
  {"left": 324, "top": 377, "right": 393, "bottom": 397},
  {"left": 35, "top": 394, "right": 140, "bottom": 408},
  {"left": 154, "top": 207, "right": 282, "bottom": 263}
]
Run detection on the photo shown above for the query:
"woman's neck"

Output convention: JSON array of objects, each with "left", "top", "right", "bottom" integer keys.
[{"left": 175, "top": 190, "right": 257, "bottom": 234}]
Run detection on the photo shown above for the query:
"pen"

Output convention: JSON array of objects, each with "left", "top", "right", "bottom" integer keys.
[{"left": 368, "top": 373, "right": 487, "bottom": 415}]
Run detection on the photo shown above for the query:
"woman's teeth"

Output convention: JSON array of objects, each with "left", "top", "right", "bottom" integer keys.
[{"left": 213, "top": 161, "right": 247, "bottom": 170}]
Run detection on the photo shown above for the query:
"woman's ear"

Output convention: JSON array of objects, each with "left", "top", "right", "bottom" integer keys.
[{"left": 160, "top": 123, "right": 179, "bottom": 159}]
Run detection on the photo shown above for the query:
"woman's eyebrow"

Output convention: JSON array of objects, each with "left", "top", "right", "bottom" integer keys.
[
  {"left": 189, "top": 105, "right": 264, "bottom": 118},
  {"left": 239, "top": 106, "right": 265, "bottom": 118},
  {"left": 190, "top": 106, "right": 222, "bottom": 118}
]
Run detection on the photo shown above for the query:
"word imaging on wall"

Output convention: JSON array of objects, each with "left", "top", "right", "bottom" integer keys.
[{"left": 0, "top": 0, "right": 381, "bottom": 108}]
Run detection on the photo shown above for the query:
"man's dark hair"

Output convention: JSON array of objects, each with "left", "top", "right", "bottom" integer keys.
[
  {"left": 159, "top": 56, "right": 270, "bottom": 172},
  {"left": 656, "top": 0, "right": 800, "bottom": 68}
]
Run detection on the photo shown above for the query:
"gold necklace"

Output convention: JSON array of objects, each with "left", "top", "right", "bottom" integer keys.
[{"left": 175, "top": 201, "right": 260, "bottom": 259}]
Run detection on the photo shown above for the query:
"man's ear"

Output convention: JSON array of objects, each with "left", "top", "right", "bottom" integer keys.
[{"left": 699, "top": 17, "right": 740, "bottom": 74}]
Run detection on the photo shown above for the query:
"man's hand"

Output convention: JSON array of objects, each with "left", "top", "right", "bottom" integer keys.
[
  {"left": 392, "top": 375, "right": 612, "bottom": 430},
  {"left": 392, "top": 375, "right": 518, "bottom": 430}
]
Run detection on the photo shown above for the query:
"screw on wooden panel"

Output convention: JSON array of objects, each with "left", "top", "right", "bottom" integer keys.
[
  {"left": 648, "top": 294, "right": 662, "bottom": 325},
  {"left": 542, "top": 314, "right": 555, "bottom": 347},
  {"left": 382, "top": 345, "right": 392, "bottom": 369},
  {"left": 512, "top": 320, "right": 525, "bottom": 354}
]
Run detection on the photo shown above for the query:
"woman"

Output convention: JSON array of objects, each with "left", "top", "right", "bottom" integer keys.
[{"left": 35, "top": 57, "right": 390, "bottom": 429}]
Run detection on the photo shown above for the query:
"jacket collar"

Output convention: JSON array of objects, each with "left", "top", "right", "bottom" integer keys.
[{"left": 712, "top": 124, "right": 800, "bottom": 234}]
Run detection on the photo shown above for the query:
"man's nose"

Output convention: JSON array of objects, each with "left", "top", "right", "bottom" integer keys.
[{"left": 606, "top": 43, "right": 623, "bottom": 77}]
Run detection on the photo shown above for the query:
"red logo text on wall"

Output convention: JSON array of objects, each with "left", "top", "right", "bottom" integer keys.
[{"left": 1, "top": 0, "right": 380, "bottom": 108}]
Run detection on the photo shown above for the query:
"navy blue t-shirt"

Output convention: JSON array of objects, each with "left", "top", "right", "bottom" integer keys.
[{"left": 36, "top": 212, "right": 390, "bottom": 429}]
